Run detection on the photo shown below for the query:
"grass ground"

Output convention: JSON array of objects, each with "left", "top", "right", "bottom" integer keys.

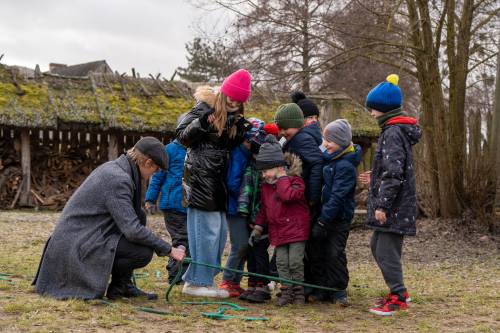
[{"left": 0, "top": 210, "right": 498, "bottom": 333}]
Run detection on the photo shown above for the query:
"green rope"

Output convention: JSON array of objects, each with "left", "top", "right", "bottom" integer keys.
[
  {"left": 165, "top": 257, "right": 342, "bottom": 302},
  {"left": 186, "top": 301, "right": 269, "bottom": 321},
  {"left": 98, "top": 299, "right": 186, "bottom": 317},
  {"left": 182, "top": 301, "right": 246, "bottom": 311}
]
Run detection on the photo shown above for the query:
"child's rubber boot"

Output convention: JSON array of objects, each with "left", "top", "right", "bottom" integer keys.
[
  {"left": 276, "top": 286, "right": 293, "bottom": 307},
  {"left": 292, "top": 285, "right": 305, "bottom": 305}
]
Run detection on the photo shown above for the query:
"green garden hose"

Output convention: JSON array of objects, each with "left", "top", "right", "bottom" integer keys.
[{"left": 165, "top": 257, "right": 342, "bottom": 302}]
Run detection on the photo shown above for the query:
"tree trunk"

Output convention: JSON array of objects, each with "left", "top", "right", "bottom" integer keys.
[{"left": 492, "top": 49, "right": 500, "bottom": 216}]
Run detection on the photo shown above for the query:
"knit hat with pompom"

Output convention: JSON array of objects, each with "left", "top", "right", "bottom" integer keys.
[
  {"left": 365, "top": 74, "right": 403, "bottom": 113},
  {"left": 291, "top": 91, "right": 319, "bottom": 118}
]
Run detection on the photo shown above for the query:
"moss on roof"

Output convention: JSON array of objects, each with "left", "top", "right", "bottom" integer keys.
[{"left": 0, "top": 63, "right": 379, "bottom": 137}]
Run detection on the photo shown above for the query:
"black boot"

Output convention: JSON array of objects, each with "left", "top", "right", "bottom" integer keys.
[
  {"left": 246, "top": 283, "right": 271, "bottom": 303},
  {"left": 125, "top": 281, "right": 158, "bottom": 300},
  {"left": 106, "top": 278, "right": 158, "bottom": 300}
]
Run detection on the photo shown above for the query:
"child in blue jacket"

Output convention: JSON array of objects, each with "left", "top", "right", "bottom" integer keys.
[
  {"left": 145, "top": 116, "right": 188, "bottom": 284},
  {"left": 309, "top": 119, "right": 362, "bottom": 305},
  {"left": 219, "top": 118, "right": 264, "bottom": 297}
]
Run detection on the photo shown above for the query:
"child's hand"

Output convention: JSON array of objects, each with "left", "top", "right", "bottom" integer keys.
[
  {"left": 208, "top": 114, "right": 216, "bottom": 124},
  {"left": 375, "top": 209, "right": 387, "bottom": 224},
  {"left": 145, "top": 202, "right": 154, "bottom": 214},
  {"left": 253, "top": 225, "right": 263, "bottom": 235},
  {"left": 276, "top": 168, "right": 287, "bottom": 178},
  {"left": 169, "top": 246, "right": 186, "bottom": 261},
  {"left": 358, "top": 171, "right": 372, "bottom": 185}
]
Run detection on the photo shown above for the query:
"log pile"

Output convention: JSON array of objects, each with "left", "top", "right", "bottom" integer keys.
[{"left": 0, "top": 141, "right": 101, "bottom": 210}]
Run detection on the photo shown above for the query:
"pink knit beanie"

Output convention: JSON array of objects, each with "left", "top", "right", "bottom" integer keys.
[{"left": 220, "top": 69, "right": 252, "bottom": 103}]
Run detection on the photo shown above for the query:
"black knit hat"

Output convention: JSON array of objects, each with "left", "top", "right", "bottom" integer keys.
[
  {"left": 255, "top": 135, "right": 287, "bottom": 170},
  {"left": 291, "top": 91, "right": 319, "bottom": 118},
  {"left": 134, "top": 136, "right": 168, "bottom": 170}
]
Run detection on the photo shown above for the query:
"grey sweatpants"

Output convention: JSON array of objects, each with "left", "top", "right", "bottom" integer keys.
[{"left": 370, "top": 231, "right": 406, "bottom": 295}]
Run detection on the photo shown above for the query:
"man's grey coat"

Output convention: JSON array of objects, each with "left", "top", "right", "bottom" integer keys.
[{"left": 33, "top": 155, "right": 171, "bottom": 300}]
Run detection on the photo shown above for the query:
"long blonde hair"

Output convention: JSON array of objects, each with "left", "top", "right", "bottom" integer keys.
[{"left": 212, "top": 92, "right": 242, "bottom": 138}]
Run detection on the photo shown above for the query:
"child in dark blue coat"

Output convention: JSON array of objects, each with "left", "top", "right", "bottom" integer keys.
[
  {"left": 145, "top": 115, "right": 188, "bottom": 284},
  {"left": 309, "top": 119, "right": 362, "bottom": 305}
]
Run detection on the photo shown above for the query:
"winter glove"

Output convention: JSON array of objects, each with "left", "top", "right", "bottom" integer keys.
[
  {"left": 248, "top": 229, "right": 262, "bottom": 247},
  {"left": 236, "top": 116, "right": 252, "bottom": 132},
  {"left": 311, "top": 220, "right": 329, "bottom": 240}
]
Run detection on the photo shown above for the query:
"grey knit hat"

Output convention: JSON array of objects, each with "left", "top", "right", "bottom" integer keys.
[
  {"left": 324, "top": 119, "right": 352, "bottom": 148},
  {"left": 256, "top": 134, "right": 287, "bottom": 170}
]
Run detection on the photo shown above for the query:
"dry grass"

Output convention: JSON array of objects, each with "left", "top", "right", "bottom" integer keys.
[{"left": 0, "top": 210, "right": 498, "bottom": 333}]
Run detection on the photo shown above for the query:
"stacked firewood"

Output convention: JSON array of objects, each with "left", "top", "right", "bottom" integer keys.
[{"left": 0, "top": 142, "right": 100, "bottom": 210}]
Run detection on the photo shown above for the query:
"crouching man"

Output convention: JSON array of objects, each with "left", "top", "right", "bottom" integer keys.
[{"left": 33, "top": 137, "right": 185, "bottom": 300}]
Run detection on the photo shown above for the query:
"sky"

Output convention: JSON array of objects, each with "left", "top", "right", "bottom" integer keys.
[{"left": 0, "top": 0, "right": 228, "bottom": 78}]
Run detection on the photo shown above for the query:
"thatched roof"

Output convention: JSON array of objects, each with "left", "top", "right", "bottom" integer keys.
[
  {"left": 0, "top": 63, "right": 379, "bottom": 137},
  {"left": 49, "top": 60, "right": 113, "bottom": 77}
]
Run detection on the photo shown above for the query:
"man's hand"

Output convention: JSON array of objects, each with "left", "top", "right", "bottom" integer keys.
[
  {"left": 358, "top": 171, "right": 372, "bottom": 185},
  {"left": 375, "top": 209, "right": 387, "bottom": 224},
  {"left": 169, "top": 246, "right": 186, "bottom": 261}
]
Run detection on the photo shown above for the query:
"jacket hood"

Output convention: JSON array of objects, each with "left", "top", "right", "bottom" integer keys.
[
  {"left": 299, "top": 122, "right": 322, "bottom": 146},
  {"left": 284, "top": 152, "right": 302, "bottom": 177},
  {"left": 323, "top": 144, "right": 362, "bottom": 168},
  {"left": 396, "top": 124, "right": 422, "bottom": 145},
  {"left": 342, "top": 144, "right": 363, "bottom": 167},
  {"left": 193, "top": 85, "right": 218, "bottom": 107}
]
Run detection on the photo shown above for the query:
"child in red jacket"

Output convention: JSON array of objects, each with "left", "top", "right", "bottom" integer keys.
[{"left": 252, "top": 135, "right": 310, "bottom": 306}]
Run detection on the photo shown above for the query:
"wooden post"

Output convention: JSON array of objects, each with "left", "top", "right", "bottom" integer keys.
[
  {"left": 108, "top": 132, "right": 119, "bottom": 161},
  {"left": 18, "top": 129, "right": 32, "bottom": 206},
  {"left": 319, "top": 98, "right": 341, "bottom": 128}
]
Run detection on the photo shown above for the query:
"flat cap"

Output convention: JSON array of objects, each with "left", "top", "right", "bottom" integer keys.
[{"left": 134, "top": 136, "right": 168, "bottom": 170}]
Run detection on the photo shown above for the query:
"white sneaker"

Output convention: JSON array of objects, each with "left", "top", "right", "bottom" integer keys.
[
  {"left": 182, "top": 283, "right": 218, "bottom": 298},
  {"left": 213, "top": 287, "right": 230, "bottom": 298}
]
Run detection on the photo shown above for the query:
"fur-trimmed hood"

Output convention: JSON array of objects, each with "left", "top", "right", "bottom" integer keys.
[
  {"left": 284, "top": 152, "right": 302, "bottom": 177},
  {"left": 193, "top": 85, "right": 218, "bottom": 108}
]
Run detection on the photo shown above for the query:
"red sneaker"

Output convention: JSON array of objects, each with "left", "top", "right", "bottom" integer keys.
[
  {"left": 375, "top": 291, "right": 411, "bottom": 306},
  {"left": 369, "top": 294, "right": 408, "bottom": 316},
  {"left": 219, "top": 280, "right": 245, "bottom": 298}
]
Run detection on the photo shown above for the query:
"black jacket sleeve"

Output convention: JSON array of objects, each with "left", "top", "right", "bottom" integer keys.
[{"left": 176, "top": 103, "right": 213, "bottom": 147}]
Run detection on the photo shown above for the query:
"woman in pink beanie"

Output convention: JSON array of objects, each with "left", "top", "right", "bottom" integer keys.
[{"left": 175, "top": 69, "right": 253, "bottom": 298}]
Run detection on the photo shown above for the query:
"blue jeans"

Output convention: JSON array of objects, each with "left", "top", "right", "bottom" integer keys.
[
  {"left": 182, "top": 208, "right": 228, "bottom": 287},
  {"left": 223, "top": 215, "right": 249, "bottom": 284}
]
